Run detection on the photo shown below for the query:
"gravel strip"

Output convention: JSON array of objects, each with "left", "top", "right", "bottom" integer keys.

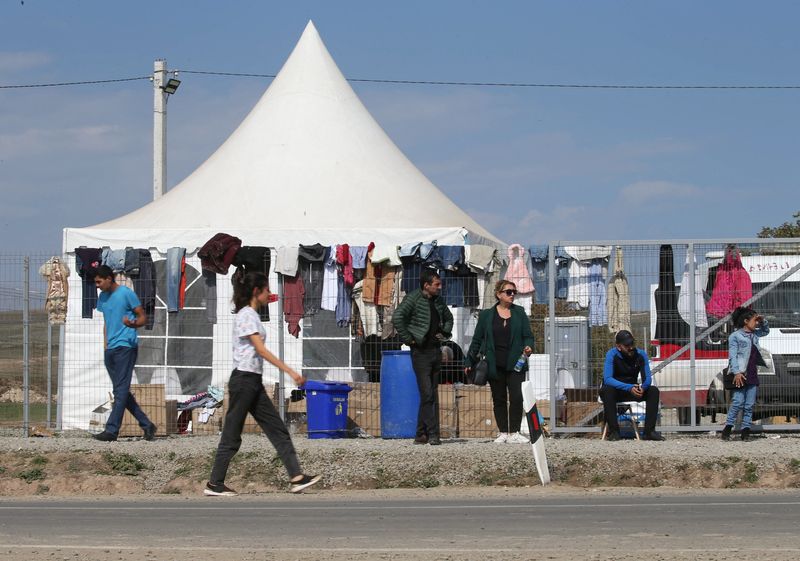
[{"left": 2, "top": 431, "right": 800, "bottom": 495}]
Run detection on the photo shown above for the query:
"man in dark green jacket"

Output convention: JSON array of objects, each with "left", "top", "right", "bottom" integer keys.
[{"left": 392, "top": 269, "right": 453, "bottom": 445}]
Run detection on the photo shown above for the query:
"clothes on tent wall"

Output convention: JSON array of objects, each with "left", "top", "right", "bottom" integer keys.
[
  {"left": 101, "top": 247, "right": 128, "bottom": 273},
  {"left": 653, "top": 244, "right": 689, "bottom": 344},
  {"left": 706, "top": 245, "right": 753, "bottom": 319},
  {"left": 349, "top": 245, "right": 369, "bottom": 269},
  {"left": 587, "top": 260, "right": 607, "bottom": 326},
  {"left": 298, "top": 243, "right": 326, "bottom": 316},
  {"left": 75, "top": 247, "right": 101, "bottom": 318},
  {"left": 321, "top": 246, "right": 339, "bottom": 312},
  {"left": 275, "top": 246, "right": 299, "bottom": 276},
  {"left": 198, "top": 233, "right": 242, "bottom": 275},
  {"left": 371, "top": 244, "right": 402, "bottom": 266},
  {"left": 504, "top": 244, "right": 535, "bottom": 294},
  {"left": 166, "top": 247, "right": 186, "bottom": 313},
  {"left": 482, "top": 251, "right": 504, "bottom": 310},
  {"left": 281, "top": 273, "right": 305, "bottom": 338},
  {"left": 528, "top": 245, "right": 548, "bottom": 304},
  {"left": 564, "top": 246, "right": 610, "bottom": 312},
  {"left": 131, "top": 249, "right": 157, "bottom": 330},
  {"left": 233, "top": 246, "right": 272, "bottom": 321},
  {"left": 39, "top": 256, "right": 70, "bottom": 325},
  {"left": 352, "top": 279, "right": 380, "bottom": 337},
  {"left": 677, "top": 251, "right": 709, "bottom": 328},
  {"left": 607, "top": 246, "right": 631, "bottom": 334},
  {"left": 202, "top": 269, "right": 217, "bottom": 324},
  {"left": 336, "top": 244, "right": 353, "bottom": 287}
]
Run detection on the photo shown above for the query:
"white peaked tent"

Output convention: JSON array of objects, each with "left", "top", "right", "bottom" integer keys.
[{"left": 60, "top": 21, "right": 503, "bottom": 431}]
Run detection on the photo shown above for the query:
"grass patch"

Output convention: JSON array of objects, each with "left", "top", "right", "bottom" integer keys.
[
  {"left": 725, "top": 456, "right": 742, "bottom": 464},
  {"left": 173, "top": 465, "right": 191, "bottom": 477},
  {"left": 0, "top": 402, "right": 50, "bottom": 423},
  {"left": 30, "top": 455, "right": 48, "bottom": 466},
  {"left": 743, "top": 461, "right": 759, "bottom": 484},
  {"left": 0, "top": 466, "right": 6, "bottom": 475},
  {"left": 166, "top": 451, "right": 176, "bottom": 461},
  {"left": 789, "top": 459, "right": 800, "bottom": 473},
  {"left": 17, "top": 467, "right": 45, "bottom": 483},
  {"left": 102, "top": 452, "right": 146, "bottom": 476},
  {"left": 590, "top": 475, "right": 605, "bottom": 486}
]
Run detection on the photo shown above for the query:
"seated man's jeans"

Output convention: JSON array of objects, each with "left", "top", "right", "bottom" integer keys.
[{"left": 600, "top": 384, "right": 660, "bottom": 434}]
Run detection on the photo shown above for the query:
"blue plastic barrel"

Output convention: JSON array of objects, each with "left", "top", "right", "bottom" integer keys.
[
  {"left": 304, "top": 380, "right": 352, "bottom": 439},
  {"left": 380, "top": 350, "right": 420, "bottom": 438}
]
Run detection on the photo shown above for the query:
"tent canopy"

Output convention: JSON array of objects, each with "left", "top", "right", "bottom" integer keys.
[{"left": 66, "top": 21, "right": 500, "bottom": 249}]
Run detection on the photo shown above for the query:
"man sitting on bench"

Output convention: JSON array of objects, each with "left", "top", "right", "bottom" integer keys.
[{"left": 601, "top": 330, "right": 664, "bottom": 441}]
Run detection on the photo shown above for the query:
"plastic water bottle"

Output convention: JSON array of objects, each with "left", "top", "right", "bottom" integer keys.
[{"left": 513, "top": 352, "right": 527, "bottom": 372}]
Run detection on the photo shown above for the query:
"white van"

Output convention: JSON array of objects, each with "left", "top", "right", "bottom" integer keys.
[{"left": 650, "top": 251, "right": 800, "bottom": 422}]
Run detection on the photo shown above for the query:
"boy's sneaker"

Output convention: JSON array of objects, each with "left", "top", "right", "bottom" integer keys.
[
  {"left": 204, "top": 482, "right": 238, "bottom": 496},
  {"left": 92, "top": 431, "right": 118, "bottom": 442},
  {"left": 290, "top": 474, "right": 321, "bottom": 494},
  {"left": 507, "top": 432, "right": 529, "bottom": 444},
  {"left": 143, "top": 424, "right": 157, "bottom": 441},
  {"left": 493, "top": 432, "right": 509, "bottom": 444}
]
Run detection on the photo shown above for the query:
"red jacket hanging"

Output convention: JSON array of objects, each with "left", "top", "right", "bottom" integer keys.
[{"left": 706, "top": 247, "right": 752, "bottom": 318}]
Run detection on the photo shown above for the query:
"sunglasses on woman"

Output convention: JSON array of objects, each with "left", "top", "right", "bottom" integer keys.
[{"left": 501, "top": 289, "right": 517, "bottom": 296}]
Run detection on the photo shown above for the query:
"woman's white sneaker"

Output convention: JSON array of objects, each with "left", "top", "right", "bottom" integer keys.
[
  {"left": 493, "top": 432, "right": 509, "bottom": 443},
  {"left": 507, "top": 432, "right": 530, "bottom": 444}
]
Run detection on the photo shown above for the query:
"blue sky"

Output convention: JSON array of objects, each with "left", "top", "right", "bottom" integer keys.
[{"left": 1, "top": 1, "right": 798, "bottom": 252}]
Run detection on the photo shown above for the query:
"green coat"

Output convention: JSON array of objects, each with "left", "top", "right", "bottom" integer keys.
[
  {"left": 465, "top": 304, "right": 534, "bottom": 378},
  {"left": 392, "top": 289, "right": 453, "bottom": 346}
]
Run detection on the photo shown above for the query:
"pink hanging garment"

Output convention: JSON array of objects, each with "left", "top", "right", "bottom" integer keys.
[
  {"left": 504, "top": 244, "right": 535, "bottom": 294},
  {"left": 706, "top": 247, "right": 752, "bottom": 318}
]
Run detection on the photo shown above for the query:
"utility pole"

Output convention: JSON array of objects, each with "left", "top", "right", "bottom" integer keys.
[{"left": 153, "top": 59, "right": 167, "bottom": 200}]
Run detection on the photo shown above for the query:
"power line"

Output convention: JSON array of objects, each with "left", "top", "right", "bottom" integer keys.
[
  {"left": 2, "top": 70, "right": 799, "bottom": 90},
  {"left": 179, "top": 70, "right": 800, "bottom": 89},
  {"left": 0, "top": 76, "right": 150, "bottom": 89}
]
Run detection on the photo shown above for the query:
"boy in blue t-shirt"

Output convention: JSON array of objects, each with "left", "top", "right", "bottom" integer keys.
[{"left": 93, "top": 265, "right": 157, "bottom": 442}]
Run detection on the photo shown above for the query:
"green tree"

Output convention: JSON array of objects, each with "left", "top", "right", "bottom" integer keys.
[{"left": 757, "top": 211, "right": 800, "bottom": 238}]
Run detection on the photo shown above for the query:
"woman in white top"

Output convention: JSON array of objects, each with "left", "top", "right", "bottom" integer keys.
[{"left": 205, "top": 271, "right": 320, "bottom": 496}]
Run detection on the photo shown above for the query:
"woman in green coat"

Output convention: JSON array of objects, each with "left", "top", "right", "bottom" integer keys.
[{"left": 465, "top": 280, "right": 534, "bottom": 443}]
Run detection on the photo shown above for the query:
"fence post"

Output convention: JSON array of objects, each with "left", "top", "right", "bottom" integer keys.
[
  {"left": 47, "top": 322, "right": 53, "bottom": 428},
  {"left": 56, "top": 324, "right": 65, "bottom": 430},
  {"left": 23, "top": 256, "right": 30, "bottom": 437},
  {"left": 688, "top": 243, "right": 697, "bottom": 427},
  {"left": 548, "top": 242, "right": 558, "bottom": 429},
  {"left": 276, "top": 260, "right": 286, "bottom": 422}
]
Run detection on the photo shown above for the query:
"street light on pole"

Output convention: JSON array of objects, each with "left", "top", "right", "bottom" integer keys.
[{"left": 153, "top": 59, "right": 181, "bottom": 200}]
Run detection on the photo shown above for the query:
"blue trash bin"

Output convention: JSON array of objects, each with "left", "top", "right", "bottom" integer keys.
[
  {"left": 304, "top": 380, "right": 352, "bottom": 439},
  {"left": 380, "top": 350, "right": 420, "bottom": 438}
]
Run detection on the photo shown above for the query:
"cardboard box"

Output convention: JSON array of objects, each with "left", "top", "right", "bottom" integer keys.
[
  {"left": 566, "top": 401, "right": 603, "bottom": 427},
  {"left": 347, "top": 382, "right": 380, "bottom": 437},
  {"left": 119, "top": 384, "right": 166, "bottom": 437},
  {"left": 456, "top": 385, "right": 496, "bottom": 438},
  {"left": 165, "top": 400, "right": 178, "bottom": 435},
  {"left": 192, "top": 407, "right": 222, "bottom": 435},
  {"left": 438, "top": 384, "right": 457, "bottom": 438}
]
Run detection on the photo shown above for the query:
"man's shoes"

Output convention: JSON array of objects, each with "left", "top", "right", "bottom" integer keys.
[
  {"left": 605, "top": 430, "right": 621, "bottom": 442},
  {"left": 413, "top": 435, "right": 428, "bottom": 445},
  {"left": 493, "top": 432, "right": 509, "bottom": 444},
  {"left": 92, "top": 431, "right": 118, "bottom": 442},
  {"left": 143, "top": 424, "right": 157, "bottom": 441},
  {"left": 642, "top": 431, "right": 666, "bottom": 441},
  {"left": 290, "top": 474, "right": 321, "bottom": 493},
  {"left": 721, "top": 425, "right": 733, "bottom": 441},
  {"left": 507, "top": 432, "right": 530, "bottom": 444},
  {"left": 204, "top": 482, "right": 238, "bottom": 496},
  {"left": 741, "top": 428, "right": 751, "bottom": 442},
  {"left": 428, "top": 436, "right": 442, "bottom": 446}
]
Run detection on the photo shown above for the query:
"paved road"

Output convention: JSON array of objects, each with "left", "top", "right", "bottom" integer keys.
[{"left": 1, "top": 490, "right": 799, "bottom": 560}]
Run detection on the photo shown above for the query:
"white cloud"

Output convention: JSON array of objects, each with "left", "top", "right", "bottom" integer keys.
[
  {"left": 618, "top": 180, "right": 701, "bottom": 205},
  {"left": 0, "top": 51, "right": 52, "bottom": 73}
]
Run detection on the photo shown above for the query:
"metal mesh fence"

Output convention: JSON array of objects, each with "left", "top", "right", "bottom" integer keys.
[{"left": 2, "top": 238, "right": 799, "bottom": 439}]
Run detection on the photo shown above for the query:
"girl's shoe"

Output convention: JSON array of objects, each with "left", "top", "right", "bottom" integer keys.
[{"left": 493, "top": 432, "right": 509, "bottom": 443}]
